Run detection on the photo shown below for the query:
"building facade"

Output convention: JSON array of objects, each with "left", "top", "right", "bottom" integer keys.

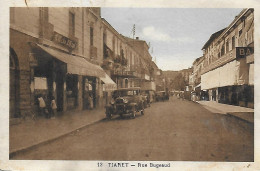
[
  {"left": 189, "top": 56, "right": 205, "bottom": 100},
  {"left": 9, "top": 7, "right": 159, "bottom": 119},
  {"left": 9, "top": 7, "right": 116, "bottom": 118},
  {"left": 101, "top": 19, "right": 157, "bottom": 92},
  {"left": 200, "top": 8, "right": 254, "bottom": 108}
]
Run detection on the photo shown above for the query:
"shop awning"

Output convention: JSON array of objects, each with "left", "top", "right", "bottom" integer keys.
[
  {"left": 35, "top": 43, "right": 105, "bottom": 78},
  {"left": 195, "top": 83, "right": 201, "bottom": 88},
  {"left": 101, "top": 73, "right": 117, "bottom": 91}
]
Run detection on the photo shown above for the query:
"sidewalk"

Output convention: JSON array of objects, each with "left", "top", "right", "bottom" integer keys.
[
  {"left": 196, "top": 101, "right": 254, "bottom": 123},
  {"left": 10, "top": 107, "right": 105, "bottom": 157}
]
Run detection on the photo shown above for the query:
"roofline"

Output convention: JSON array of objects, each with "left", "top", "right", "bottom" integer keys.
[
  {"left": 123, "top": 36, "right": 150, "bottom": 49},
  {"left": 201, "top": 28, "right": 226, "bottom": 50},
  {"left": 101, "top": 18, "right": 126, "bottom": 43},
  {"left": 216, "top": 8, "right": 252, "bottom": 43}
]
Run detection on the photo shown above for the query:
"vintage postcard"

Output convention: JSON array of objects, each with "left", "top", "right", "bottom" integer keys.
[{"left": 1, "top": 0, "right": 260, "bottom": 170}]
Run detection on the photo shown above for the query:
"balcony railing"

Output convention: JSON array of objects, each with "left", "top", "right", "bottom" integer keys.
[
  {"left": 112, "top": 70, "right": 141, "bottom": 78},
  {"left": 113, "top": 55, "right": 127, "bottom": 66},
  {"left": 201, "top": 48, "right": 236, "bottom": 74}
]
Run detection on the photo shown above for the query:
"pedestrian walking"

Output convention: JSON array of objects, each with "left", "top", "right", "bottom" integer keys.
[
  {"left": 89, "top": 93, "right": 93, "bottom": 110},
  {"left": 50, "top": 96, "right": 57, "bottom": 119},
  {"left": 38, "top": 94, "right": 49, "bottom": 118}
]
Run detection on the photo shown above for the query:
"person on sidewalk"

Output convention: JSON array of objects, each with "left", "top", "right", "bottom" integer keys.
[
  {"left": 38, "top": 95, "right": 48, "bottom": 118},
  {"left": 50, "top": 96, "right": 57, "bottom": 119},
  {"left": 89, "top": 93, "right": 94, "bottom": 110}
]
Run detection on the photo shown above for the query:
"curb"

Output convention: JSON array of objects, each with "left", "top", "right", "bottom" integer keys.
[
  {"left": 9, "top": 117, "right": 105, "bottom": 159},
  {"left": 226, "top": 113, "right": 254, "bottom": 124}
]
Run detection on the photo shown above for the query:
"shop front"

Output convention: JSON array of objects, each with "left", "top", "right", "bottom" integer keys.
[
  {"left": 201, "top": 56, "right": 253, "bottom": 108},
  {"left": 100, "top": 73, "right": 117, "bottom": 105},
  {"left": 30, "top": 42, "right": 105, "bottom": 114},
  {"left": 82, "top": 76, "right": 97, "bottom": 110}
]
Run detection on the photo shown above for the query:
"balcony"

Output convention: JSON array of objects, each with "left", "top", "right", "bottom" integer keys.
[
  {"left": 201, "top": 48, "right": 236, "bottom": 74},
  {"left": 141, "top": 73, "right": 150, "bottom": 81},
  {"left": 112, "top": 70, "right": 141, "bottom": 78},
  {"left": 113, "top": 55, "right": 128, "bottom": 66}
]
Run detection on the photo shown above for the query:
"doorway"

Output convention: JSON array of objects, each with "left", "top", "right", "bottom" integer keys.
[{"left": 9, "top": 48, "right": 20, "bottom": 118}]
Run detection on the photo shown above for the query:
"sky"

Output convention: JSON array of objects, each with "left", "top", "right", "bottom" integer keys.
[{"left": 101, "top": 8, "right": 243, "bottom": 71}]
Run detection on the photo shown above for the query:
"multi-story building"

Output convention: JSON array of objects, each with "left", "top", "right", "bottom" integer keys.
[
  {"left": 189, "top": 56, "right": 204, "bottom": 100},
  {"left": 101, "top": 18, "right": 157, "bottom": 92},
  {"left": 102, "top": 19, "right": 141, "bottom": 90},
  {"left": 200, "top": 8, "right": 254, "bottom": 108},
  {"left": 9, "top": 7, "right": 116, "bottom": 118},
  {"left": 124, "top": 37, "right": 156, "bottom": 90},
  {"left": 9, "top": 7, "right": 162, "bottom": 119}
]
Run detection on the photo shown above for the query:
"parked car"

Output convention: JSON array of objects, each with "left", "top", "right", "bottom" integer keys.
[
  {"left": 105, "top": 87, "right": 145, "bottom": 119},
  {"left": 155, "top": 91, "right": 169, "bottom": 101},
  {"left": 141, "top": 90, "right": 155, "bottom": 107}
]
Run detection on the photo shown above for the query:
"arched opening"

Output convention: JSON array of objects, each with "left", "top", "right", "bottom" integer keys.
[{"left": 10, "top": 47, "right": 20, "bottom": 118}]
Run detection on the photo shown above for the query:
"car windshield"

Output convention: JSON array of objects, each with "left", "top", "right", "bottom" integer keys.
[
  {"left": 157, "top": 92, "right": 165, "bottom": 95},
  {"left": 113, "top": 90, "right": 138, "bottom": 97}
]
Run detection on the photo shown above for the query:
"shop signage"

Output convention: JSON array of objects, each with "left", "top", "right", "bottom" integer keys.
[
  {"left": 34, "top": 77, "right": 47, "bottom": 90},
  {"left": 104, "top": 84, "right": 117, "bottom": 91},
  {"left": 52, "top": 32, "right": 77, "bottom": 50},
  {"left": 236, "top": 47, "right": 254, "bottom": 59}
]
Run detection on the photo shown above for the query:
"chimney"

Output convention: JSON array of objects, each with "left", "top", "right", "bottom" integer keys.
[{"left": 136, "top": 37, "right": 139, "bottom": 40}]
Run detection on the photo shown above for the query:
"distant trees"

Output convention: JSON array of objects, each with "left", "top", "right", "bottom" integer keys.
[{"left": 170, "top": 73, "right": 187, "bottom": 91}]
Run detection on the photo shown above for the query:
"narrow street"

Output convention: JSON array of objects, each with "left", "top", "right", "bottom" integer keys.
[{"left": 12, "top": 96, "right": 253, "bottom": 161}]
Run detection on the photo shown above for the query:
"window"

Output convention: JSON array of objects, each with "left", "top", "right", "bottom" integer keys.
[
  {"left": 112, "top": 37, "right": 115, "bottom": 52},
  {"left": 239, "top": 29, "right": 242, "bottom": 37},
  {"left": 90, "top": 27, "right": 94, "bottom": 46},
  {"left": 69, "top": 12, "right": 75, "bottom": 36},
  {"left": 225, "top": 39, "right": 229, "bottom": 52},
  {"left": 221, "top": 44, "right": 225, "bottom": 56},
  {"left": 103, "top": 32, "right": 107, "bottom": 44},
  {"left": 232, "top": 36, "right": 235, "bottom": 49}
]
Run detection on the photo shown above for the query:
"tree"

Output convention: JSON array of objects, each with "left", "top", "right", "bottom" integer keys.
[{"left": 171, "top": 73, "right": 186, "bottom": 91}]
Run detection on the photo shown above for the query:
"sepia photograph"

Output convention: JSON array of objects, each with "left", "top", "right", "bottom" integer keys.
[
  {"left": 8, "top": 7, "right": 254, "bottom": 162},
  {"left": 1, "top": 1, "right": 259, "bottom": 169}
]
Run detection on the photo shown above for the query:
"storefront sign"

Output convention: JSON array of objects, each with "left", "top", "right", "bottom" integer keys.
[
  {"left": 236, "top": 47, "right": 254, "bottom": 59},
  {"left": 34, "top": 77, "right": 47, "bottom": 90},
  {"left": 104, "top": 84, "right": 117, "bottom": 91},
  {"left": 52, "top": 32, "right": 77, "bottom": 50}
]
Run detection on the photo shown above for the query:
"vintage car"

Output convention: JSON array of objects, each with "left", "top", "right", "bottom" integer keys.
[
  {"left": 155, "top": 91, "right": 169, "bottom": 102},
  {"left": 141, "top": 89, "right": 155, "bottom": 107},
  {"left": 105, "top": 87, "right": 145, "bottom": 119}
]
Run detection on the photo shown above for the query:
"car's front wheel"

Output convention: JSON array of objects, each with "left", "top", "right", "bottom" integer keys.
[
  {"left": 131, "top": 110, "right": 136, "bottom": 119},
  {"left": 141, "top": 103, "right": 145, "bottom": 115},
  {"left": 106, "top": 111, "right": 112, "bottom": 119}
]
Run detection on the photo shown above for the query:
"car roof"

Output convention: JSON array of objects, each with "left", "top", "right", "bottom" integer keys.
[
  {"left": 141, "top": 89, "right": 154, "bottom": 91},
  {"left": 115, "top": 87, "right": 141, "bottom": 91}
]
